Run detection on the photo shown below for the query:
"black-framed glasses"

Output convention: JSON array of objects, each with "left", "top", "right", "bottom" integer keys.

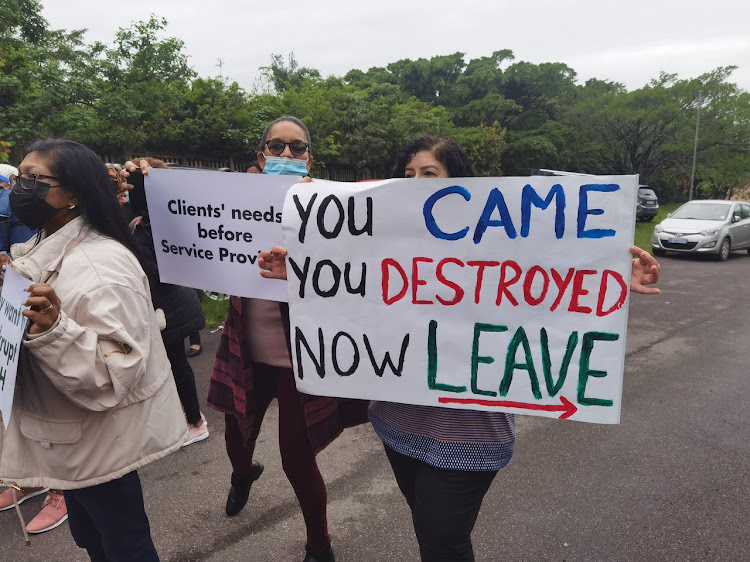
[
  {"left": 264, "top": 139, "right": 309, "bottom": 157},
  {"left": 9, "top": 173, "right": 62, "bottom": 191}
]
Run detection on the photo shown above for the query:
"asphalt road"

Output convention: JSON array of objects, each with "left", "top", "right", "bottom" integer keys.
[{"left": 2, "top": 250, "right": 749, "bottom": 562}]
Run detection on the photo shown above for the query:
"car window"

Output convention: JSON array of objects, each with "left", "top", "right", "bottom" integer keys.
[
  {"left": 638, "top": 188, "right": 657, "bottom": 198},
  {"left": 671, "top": 202, "right": 730, "bottom": 221},
  {"left": 732, "top": 206, "right": 742, "bottom": 221},
  {"left": 741, "top": 204, "right": 750, "bottom": 220}
]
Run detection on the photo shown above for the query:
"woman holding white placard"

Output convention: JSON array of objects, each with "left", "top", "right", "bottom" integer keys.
[{"left": 259, "top": 134, "right": 661, "bottom": 562}]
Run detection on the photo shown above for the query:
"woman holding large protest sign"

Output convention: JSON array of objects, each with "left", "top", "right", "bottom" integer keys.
[
  {"left": 259, "top": 134, "right": 661, "bottom": 562},
  {"left": 0, "top": 138, "right": 186, "bottom": 559},
  {"left": 207, "top": 117, "right": 368, "bottom": 562}
]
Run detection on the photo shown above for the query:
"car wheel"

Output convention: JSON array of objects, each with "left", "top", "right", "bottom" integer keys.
[
  {"left": 718, "top": 238, "right": 731, "bottom": 261},
  {"left": 653, "top": 248, "right": 666, "bottom": 257},
  {"left": 200, "top": 290, "right": 229, "bottom": 302},
  {"left": 643, "top": 216, "right": 654, "bottom": 222}
]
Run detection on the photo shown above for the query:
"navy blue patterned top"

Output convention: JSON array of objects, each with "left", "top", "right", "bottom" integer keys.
[{"left": 369, "top": 401, "right": 516, "bottom": 472}]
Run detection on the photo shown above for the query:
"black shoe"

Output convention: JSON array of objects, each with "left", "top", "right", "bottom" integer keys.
[
  {"left": 225, "top": 461, "right": 264, "bottom": 516},
  {"left": 187, "top": 346, "right": 202, "bottom": 358},
  {"left": 303, "top": 543, "right": 335, "bottom": 562}
]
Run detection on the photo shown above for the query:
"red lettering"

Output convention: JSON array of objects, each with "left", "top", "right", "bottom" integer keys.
[
  {"left": 568, "top": 269, "right": 597, "bottom": 314},
  {"left": 523, "top": 265, "right": 549, "bottom": 306},
  {"left": 467, "top": 261, "right": 500, "bottom": 304},
  {"left": 597, "top": 269, "right": 628, "bottom": 316},
  {"left": 549, "top": 268, "right": 575, "bottom": 312},
  {"left": 436, "top": 258, "right": 465, "bottom": 306},
  {"left": 411, "top": 257, "right": 434, "bottom": 305},
  {"left": 381, "top": 258, "right": 408, "bottom": 305},
  {"left": 496, "top": 260, "right": 522, "bottom": 306}
]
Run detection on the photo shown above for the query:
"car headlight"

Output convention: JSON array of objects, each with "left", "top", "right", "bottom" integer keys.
[
  {"left": 654, "top": 224, "right": 663, "bottom": 233},
  {"left": 699, "top": 228, "right": 720, "bottom": 236}
]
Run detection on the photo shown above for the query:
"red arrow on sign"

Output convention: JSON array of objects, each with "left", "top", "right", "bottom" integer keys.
[{"left": 438, "top": 396, "right": 578, "bottom": 419}]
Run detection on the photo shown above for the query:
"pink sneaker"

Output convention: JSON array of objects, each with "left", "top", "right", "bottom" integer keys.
[
  {"left": 26, "top": 492, "right": 68, "bottom": 534},
  {"left": 182, "top": 420, "right": 209, "bottom": 447},
  {"left": 0, "top": 487, "right": 49, "bottom": 512}
]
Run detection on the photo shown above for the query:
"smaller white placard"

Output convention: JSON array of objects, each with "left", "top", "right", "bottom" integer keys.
[{"left": 0, "top": 267, "right": 30, "bottom": 429}]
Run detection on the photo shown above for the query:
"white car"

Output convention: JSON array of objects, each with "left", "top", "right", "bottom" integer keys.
[{"left": 651, "top": 200, "right": 750, "bottom": 261}]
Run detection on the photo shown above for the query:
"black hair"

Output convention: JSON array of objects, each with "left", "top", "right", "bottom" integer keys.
[
  {"left": 259, "top": 116, "right": 312, "bottom": 155},
  {"left": 390, "top": 136, "right": 474, "bottom": 179},
  {"left": 25, "top": 138, "right": 152, "bottom": 274}
]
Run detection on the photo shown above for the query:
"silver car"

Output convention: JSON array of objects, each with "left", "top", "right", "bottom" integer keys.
[{"left": 651, "top": 200, "right": 750, "bottom": 261}]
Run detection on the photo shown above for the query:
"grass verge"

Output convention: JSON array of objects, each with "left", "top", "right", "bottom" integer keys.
[{"left": 201, "top": 293, "right": 229, "bottom": 328}]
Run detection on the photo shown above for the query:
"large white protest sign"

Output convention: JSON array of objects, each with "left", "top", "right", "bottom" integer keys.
[
  {"left": 146, "top": 169, "right": 301, "bottom": 301},
  {"left": 284, "top": 176, "right": 638, "bottom": 424},
  {"left": 0, "top": 267, "right": 30, "bottom": 428}
]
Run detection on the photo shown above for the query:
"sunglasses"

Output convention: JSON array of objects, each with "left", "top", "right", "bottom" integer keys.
[
  {"left": 264, "top": 139, "right": 309, "bottom": 157},
  {"left": 9, "top": 173, "right": 62, "bottom": 191}
]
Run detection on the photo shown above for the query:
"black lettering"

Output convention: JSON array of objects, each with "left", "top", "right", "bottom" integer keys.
[
  {"left": 343, "top": 262, "right": 366, "bottom": 297},
  {"left": 364, "top": 333, "right": 410, "bottom": 377},
  {"left": 294, "top": 193, "right": 318, "bottom": 243},
  {"left": 312, "top": 260, "right": 341, "bottom": 297},
  {"left": 332, "top": 332, "right": 360, "bottom": 376},
  {"left": 348, "top": 196, "right": 373, "bottom": 236},
  {"left": 317, "top": 195, "right": 345, "bottom": 239},
  {"left": 295, "top": 327, "right": 325, "bottom": 379}
]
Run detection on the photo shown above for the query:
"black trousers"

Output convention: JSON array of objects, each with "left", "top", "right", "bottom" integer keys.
[
  {"left": 64, "top": 471, "right": 159, "bottom": 562},
  {"left": 163, "top": 337, "right": 201, "bottom": 424},
  {"left": 385, "top": 446, "right": 498, "bottom": 562}
]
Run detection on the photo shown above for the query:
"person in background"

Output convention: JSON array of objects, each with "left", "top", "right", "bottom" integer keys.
[
  {"left": 246, "top": 160, "right": 262, "bottom": 174},
  {"left": 0, "top": 163, "right": 37, "bottom": 256},
  {"left": 258, "top": 135, "right": 662, "bottom": 562},
  {"left": 124, "top": 156, "right": 209, "bottom": 446},
  {"left": 0, "top": 138, "right": 186, "bottom": 560},
  {"left": 208, "top": 117, "right": 367, "bottom": 562}
]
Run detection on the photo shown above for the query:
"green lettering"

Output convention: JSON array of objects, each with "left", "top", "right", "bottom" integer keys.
[
  {"left": 500, "top": 327, "right": 542, "bottom": 399},
  {"left": 471, "top": 323, "right": 507, "bottom": 396},
  {"left": 577, "top": 331, "right": 619, "bottom": 406},
  {"left": 541, "top": 328, "right": 578, "bottom": 397},
  {"left": 427, "top": 320, "right": 466, "bottom": 393}
]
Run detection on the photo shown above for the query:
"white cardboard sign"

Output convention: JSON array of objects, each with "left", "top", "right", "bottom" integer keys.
[{"left": 283, "top": 176, "right": 637, "bottom": 424}]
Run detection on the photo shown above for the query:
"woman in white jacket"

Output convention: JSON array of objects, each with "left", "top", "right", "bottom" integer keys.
[{"left": 0, "top": 138, "right": 186, "bottom": 561}]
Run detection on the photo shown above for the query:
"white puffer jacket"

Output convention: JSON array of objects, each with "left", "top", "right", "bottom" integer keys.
[{"left": 0, "top": 217, "right": 186, "bottom": 490}]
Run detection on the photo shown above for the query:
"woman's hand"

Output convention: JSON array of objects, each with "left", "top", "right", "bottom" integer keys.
[
  {"left": 259, "top": 246, "right": 288, "bottom": 280},
  {"left": 24, "top": 283, "right": 62, "bottom": 334},
  {"left": 629, "top": 245, "right": 661, "bottom": 295},
  {"left": 122, "top": 159, "right": 152, "bottom": 177}
]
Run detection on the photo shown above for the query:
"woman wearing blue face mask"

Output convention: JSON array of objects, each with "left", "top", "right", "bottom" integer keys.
[
  {"left": 256, "top": 117, "right": 313, "bottom": 177},
  {"left": 207, "top": 117, "right": 368, "bottom": 562}
]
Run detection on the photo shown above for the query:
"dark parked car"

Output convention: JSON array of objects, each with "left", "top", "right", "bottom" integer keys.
[{"left": 636, "top": 186, "right": 659, "bottom": 221}]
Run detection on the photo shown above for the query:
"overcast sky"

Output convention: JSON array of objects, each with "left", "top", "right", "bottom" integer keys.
[{"left": 41, "top": 0, "right": 750, "bottom": 93}]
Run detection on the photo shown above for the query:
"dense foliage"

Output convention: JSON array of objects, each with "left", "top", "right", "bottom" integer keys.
[{"left": 2, "top": 2, "right": 748, "bottom": 199}]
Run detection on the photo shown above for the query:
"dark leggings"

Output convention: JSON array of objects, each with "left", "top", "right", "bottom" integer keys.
[
  {"left": 163, "top": 338, "right": 201, "bottom": 425},
  {"left": 64, "top": 471, "right": 159, "bottom": 562},
  {"left": 385, "top": 446, "right": 498, "bottom": 562},
  {"left": 188, "top": 331, "right": 201, "bottom": 346},
  {"left": 224, "top": 363, "right": 329, "bottom": 550}
]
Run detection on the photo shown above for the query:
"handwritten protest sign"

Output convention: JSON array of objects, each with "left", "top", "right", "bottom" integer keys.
[
  {"left": 283, "top": 176, "right": 637, "bottom": 424},
  {"left": 146, "top": 169, "right": 301, "bottom": 301},
  {"left": 0, "top": 267, "right": 30, "bottom": 428}
]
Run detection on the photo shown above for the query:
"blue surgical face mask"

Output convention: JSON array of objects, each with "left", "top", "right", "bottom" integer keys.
[{"left": 262, "top": 156, "right": 309, "bottom": 176}]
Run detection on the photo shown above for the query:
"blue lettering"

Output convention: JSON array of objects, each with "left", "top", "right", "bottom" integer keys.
[
  {"left": 473, "top": 188, "right": 517, "bottom": 244},
  {"left": 577, "top": 184, "right": 619, "bottom": 239},
  {"left": 521, "top": 183, "right": 566, "bottom": 239},
  {"left": 423, "top": 186, "right": 471, "bottom": 240}
]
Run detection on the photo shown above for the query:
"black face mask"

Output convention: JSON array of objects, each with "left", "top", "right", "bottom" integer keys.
[{"left": 9, "top": 182, "right": 63, "bottom": 230}]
